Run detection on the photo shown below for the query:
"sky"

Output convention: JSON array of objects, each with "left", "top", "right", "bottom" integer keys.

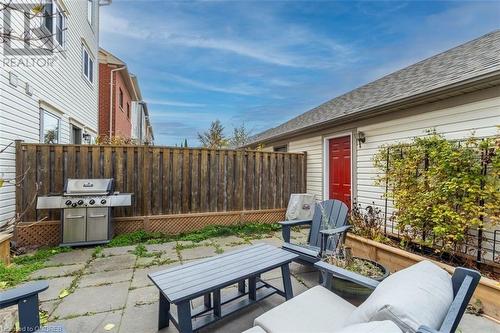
[{"left": 99, "top": 1, "right": 500, "bottom": 146}]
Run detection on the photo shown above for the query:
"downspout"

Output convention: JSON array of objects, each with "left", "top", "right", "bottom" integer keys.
[{"left": 109, "top": 65, "right": 127, "bottom": 139}]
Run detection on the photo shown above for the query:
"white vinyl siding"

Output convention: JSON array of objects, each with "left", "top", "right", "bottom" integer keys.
[
  {"left": 288, "top": 136, "right": 323, "bottom": 199},
  {"left": 278, "top": 91, "right": 500, "bottom": 211},
  {"left": 0, "top": 0, "right": 100, "bottom": 225},
  {"left": 356, "top": 95, "right": 500, "bottom": 214}
]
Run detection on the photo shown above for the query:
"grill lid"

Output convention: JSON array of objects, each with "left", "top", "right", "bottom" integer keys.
[{"left": 64, "top": 178, "right": 115, "bottom": 195}]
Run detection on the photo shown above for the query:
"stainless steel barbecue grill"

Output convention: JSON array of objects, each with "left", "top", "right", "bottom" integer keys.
[{"left": 36, "top": 178, "right": 132, "bottom": 246}]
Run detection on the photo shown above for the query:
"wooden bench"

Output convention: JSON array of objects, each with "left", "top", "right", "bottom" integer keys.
[
  {"left": 0, "top": 281, "right": 66, "bottom": 333},
  {"left": 148, "top": 244, "right": 298, "bottom": 333}
]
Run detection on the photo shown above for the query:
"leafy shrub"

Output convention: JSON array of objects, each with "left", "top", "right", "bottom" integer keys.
[{"left": 373, "top": 132, "right": 499, "bottom": 251}]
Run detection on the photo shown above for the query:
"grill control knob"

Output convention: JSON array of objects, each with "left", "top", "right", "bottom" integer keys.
[
  {"left": 77, "top": 200, "right": 84, "bottom": 205},
  {"left": 89, "top": 199, "right": 95, "bottom": 205},
  {"left": 71, "top": 203, "right": 77, "bottom": 208},
  {"left": 65, "top": 200, "right": 72, "bottom": 206},
  {"left": 100, "top": 199, "right": 107, "bottom": 205}
]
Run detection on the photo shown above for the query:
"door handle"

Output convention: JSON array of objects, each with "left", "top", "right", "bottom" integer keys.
[
  {"left": 89, "top": 214, "right": 106, "bottom": 218},
  {"left": 66, "top": 215, "right": 84, "bottom": 219}
]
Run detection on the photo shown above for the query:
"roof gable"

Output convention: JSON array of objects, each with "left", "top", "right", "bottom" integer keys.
[{"left": 250, "top": 30, "right": 500, "bottom": 145}]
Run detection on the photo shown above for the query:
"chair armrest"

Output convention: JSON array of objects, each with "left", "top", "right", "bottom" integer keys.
[
  {"left": 320, "top": 225, "right": 351, "bottom": 236},
  {"left": 416, "top": 325, "right": 439, "bottom": 333},
  {"left": 280, "top": 219, "right": 312, "bottom": 242},
  {"left": 314, "top": 261, "right": 380, "bottom": 290},
  {"left": 0, "top": 281, "right": 49, "bottom": 308},
  {"left": 278, "top": 219, "right": 313, "bottom": 226}
]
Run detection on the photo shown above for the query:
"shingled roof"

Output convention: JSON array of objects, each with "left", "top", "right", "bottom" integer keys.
[{"left": 250, "top": 30, "right": 500, "bottom": 145}]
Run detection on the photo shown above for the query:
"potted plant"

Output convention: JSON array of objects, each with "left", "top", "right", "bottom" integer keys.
[{"left": 323, "top": 245, "right": 389, "bottom": 303}]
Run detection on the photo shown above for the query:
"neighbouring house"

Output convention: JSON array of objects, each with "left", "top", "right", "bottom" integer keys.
[
  {"left": 130, "top": 74, "right": 154, "bottom": 145},
  {"left": 0, "top": 0, "right": 109, "bottom": 226},
  {"left": 98, "top": 48, "right": 153, "bottom": 143},
  {"left": 248, "top": 30, "right": 500, "bottom": 212}
]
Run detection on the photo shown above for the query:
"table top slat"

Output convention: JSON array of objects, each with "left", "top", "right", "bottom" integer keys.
[
  {"left": 149, "top": 244, "right": 269, "bottom": 278},
  {"left": 151, "top": 244, "right": 272, "bottom": 282},
  {"left": 149, "top": 244, "right": 298, "bottom": 303},
  {"left": 157, "top": 250, "right": 294, "bottom": 294},
  {"left": 168, "top": 255, "right": 295, "bottom": 302}
]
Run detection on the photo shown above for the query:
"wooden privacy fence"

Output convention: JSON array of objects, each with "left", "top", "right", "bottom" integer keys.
[{"left": 16, "top": 141, "right": 307, "bottom": 222}]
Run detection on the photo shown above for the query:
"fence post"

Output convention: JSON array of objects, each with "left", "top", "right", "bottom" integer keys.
[
  {"left": 477, "top": 145, "right": 487, "bottom": 266},
  {"left": 302, "top": 151, "right": 307, "bottom": 194},
  {"left": 15, "top": 140, "right": 24, "bottom": 217},
  {"left": 383, "top": 147, "right": 389, "bottom": 235}
]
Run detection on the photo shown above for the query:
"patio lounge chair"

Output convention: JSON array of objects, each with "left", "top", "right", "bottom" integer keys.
[
  {"left": 243, "top": 260, "right": 481, "bottom": 333},
  {"left": 280, "top": 199, "right": 349, "bottom": 264},
  {"left": 0, "top": 280, "right": 66, "bottom": 333}
]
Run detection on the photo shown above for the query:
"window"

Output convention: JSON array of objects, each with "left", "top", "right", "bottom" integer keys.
[
  {"left": 71, "top": 125, "right": 82, "bottom": 144},
  {"left": 119, "top": 88, "right": 123, "bottom": 108},
  {"left": 273, "top": 145, "right": 288, "bottom": 152},
  {"left": 82, "top": 46, "right": 94, "bottom": 83},
  {"left": 87, "top": 0, "right": 94, "bottom": 26},
  {"left": 40, "top": 110, "right": 60, "bottom": 144},
  {"left": 42, "top": 1, "right": 65, "bottom": 47},
  {"left": 43, "top": 2, "right": 53, "bottom": 33},
  {"left": 55, "top": 6, "right": 64, "bottom": 46}
]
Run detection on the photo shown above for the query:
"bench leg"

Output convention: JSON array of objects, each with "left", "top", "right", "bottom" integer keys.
[
  {"left": 213, "top": 289, "right": 222, "bottom": 318},
  {"left": 204, "top": 293, "right": 211, "bottom": 308},
  {"left": 158, "top": 292, "right": 170, "bottom": 329},
  {"left": 18, "top": 294, "right": 40, "bottom": 332},
  {"left": 248, "top": 276, "right": 257, "bottom": 301},
  {"left": 281, "top": 264, "right": 293, "bottom": 300},
  {"left": 177, "top": 300, "right": 193, "bottom": 333},
  {"left": 238, "top": 280, "right": 245, "bottom": 293}
]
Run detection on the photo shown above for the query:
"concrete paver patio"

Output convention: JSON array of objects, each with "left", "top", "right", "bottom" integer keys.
[{"left": 19, "top": 230, "right": 500, "bottom": 333}]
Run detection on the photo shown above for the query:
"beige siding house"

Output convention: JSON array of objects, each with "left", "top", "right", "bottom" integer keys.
[{"left": 249, "top": 31, "right": 500, "bottom": 216}]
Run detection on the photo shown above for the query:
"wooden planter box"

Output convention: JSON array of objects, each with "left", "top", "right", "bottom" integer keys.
[
  {"left": 346, "top": 233, "right": 500, "bottom": 321},
  {"left": 0, "top": 233, "right": 12, "bottom": 265}
]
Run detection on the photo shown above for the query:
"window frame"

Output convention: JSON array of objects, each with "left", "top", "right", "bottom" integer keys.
[
  {"left": 82, "top": 45, "right": 94, "bottom": 83},
  {"left": 40, "top": 109, "right": 61, "bottom": 144}
]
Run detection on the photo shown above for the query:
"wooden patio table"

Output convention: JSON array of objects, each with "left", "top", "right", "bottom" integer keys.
[{"left": 148, "top": 243, "right": 298, "bottom": 333}]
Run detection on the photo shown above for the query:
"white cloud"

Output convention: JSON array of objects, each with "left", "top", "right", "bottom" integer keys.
[{"left": 99, "top": 8, "right": 353, "bottom": 69}]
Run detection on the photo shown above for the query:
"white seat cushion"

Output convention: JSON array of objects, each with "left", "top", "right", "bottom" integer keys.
[
  {"left": 254, "top": 286, "right": 356, "bottom": 333},
  {"left": 347, "top": 261, "right": 453, "bottom": 333},
  {"left": 334, "top": 321, "right": 402, "bottom": 333},
  {"left": 242, "top": 326, "right": 267, "bottom": 333}
]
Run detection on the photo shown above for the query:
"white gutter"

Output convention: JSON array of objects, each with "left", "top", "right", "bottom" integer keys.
[{"left": 109, "top": 66, "right": 127, "bottom": 138}]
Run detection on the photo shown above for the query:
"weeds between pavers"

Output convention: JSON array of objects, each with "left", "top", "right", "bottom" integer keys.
[
  {"left": 2, "top": 222, "right": 281, "bottom": 288},
  {"left": 108, "top": 222, "right": 281, "bottom": 247},
  {"left": 0, "top": 247, "right": 72, "bottom": 289}
]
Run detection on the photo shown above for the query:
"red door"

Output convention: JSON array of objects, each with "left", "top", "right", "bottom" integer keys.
[{"left": 328, "top": 136, "right": 351, "bottom": 207}]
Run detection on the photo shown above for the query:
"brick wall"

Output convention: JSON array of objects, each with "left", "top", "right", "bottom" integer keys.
[
  {"left": 98, "top": 64, "right": 132, "bottom": 138},
  {"left": 98, "top": 63, "right": 111, "bottom": 137},
  {"left": 113, "top": 71, "right": 132, "bottom": 138}
]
